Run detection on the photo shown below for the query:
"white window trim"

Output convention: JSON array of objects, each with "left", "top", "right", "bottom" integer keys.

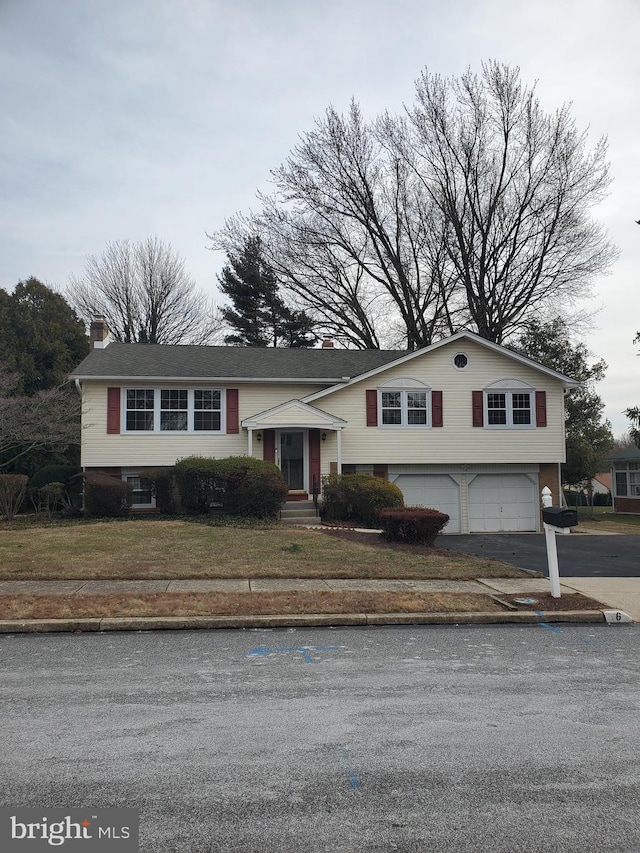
[
  {"left": 122, "top": 469, "right": 156, "bottom": 508},
  {"left": 483, "top": 385, "right": 536, "bottom": 430},
  {"left": 378, "top": 385, "right": 431, "bottom": 429},
  {"left": 613, "top": 463, "right": 640, "bottom": 498},
  {"left": 122, "top": 387, "right": 226, "bottom": 434}
]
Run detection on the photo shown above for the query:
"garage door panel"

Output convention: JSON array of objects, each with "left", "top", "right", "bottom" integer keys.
[
  {"left": 394, "top": 475, "right": 460, "bottom": 533},
  {"left": 469, "top": 474, "right": 537, "bottom": 533}
]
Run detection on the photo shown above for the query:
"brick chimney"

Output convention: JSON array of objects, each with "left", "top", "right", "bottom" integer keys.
[
  {"left": 90, "top": 316, "right": 110, "bottom": 349},
  {"left": 321, "top": 337, "right": 334, "bottom": 349}
]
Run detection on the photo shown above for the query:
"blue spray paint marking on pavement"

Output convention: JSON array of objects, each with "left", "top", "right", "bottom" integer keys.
[
  {"left": 537, "top": 622, "right": 564, "bottom": 634},
  {"left": 246, "top": 645, "right": 341, "bottom": 663},
  {"left": 337, "top": 743, "right": 361, "bottom": 790},
  {"left": 534, "top": 611, "right": 564, "bottom": 634}
]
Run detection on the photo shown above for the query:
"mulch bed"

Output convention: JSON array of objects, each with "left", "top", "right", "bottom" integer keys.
[
  {"left": 501, "top": 592, "right": 606, "bottom": 612},
  {"left": 321, "top": 526, "right": 450, "bottom": 555}
]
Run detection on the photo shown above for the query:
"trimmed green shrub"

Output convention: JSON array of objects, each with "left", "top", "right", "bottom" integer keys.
[
  {"left": 379, "top": 507, "right": 450, "bottom": 545},
  {"left": 173, "top": 457, "right": 223, "bottom": 514},
  {"left": 30, "top": 464, "right": 82, "bottom": 514},
  {"left": 0, "top": 474, "right": 29, "bottom": 520},
  {"left": 83, "top": 473, "right": 133, "bottom": 518},
  {"left": 320, "top": 473, "right": 404, "bottom": 527},
  {"left": 140, "top": 468, "right": 177, "bottom": 513},
  {"left": 593, "top": 491, "right": 612, "bottom": 506},
  {"left": 174, "top": 456, "right": 288, "bottom": 518},
  {"left": 30, "top": 465, "right": 81, "bottom": 491},
  {"left": 564, "top": 490, "right": 587, "bottom": 507}
]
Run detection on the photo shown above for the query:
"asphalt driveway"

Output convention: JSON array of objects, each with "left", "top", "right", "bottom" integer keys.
[{"left": 439, "top": 533, "right": 640, "bottom": 577}]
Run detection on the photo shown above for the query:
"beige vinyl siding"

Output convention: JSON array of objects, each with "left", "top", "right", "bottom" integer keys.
[
  {"left": 315, "top": 339, "right": 566, "bottom": 465},
  {"left": 80, "top": 382, "right": 322, "bottom": 467},
  {"left": 258, "top": 409, "right": 337, "bottom": 427}
]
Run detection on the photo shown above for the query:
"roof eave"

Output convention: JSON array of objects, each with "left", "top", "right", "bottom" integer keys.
[{"left": 71, "top": 375, "right": 350, "bottom": 384}]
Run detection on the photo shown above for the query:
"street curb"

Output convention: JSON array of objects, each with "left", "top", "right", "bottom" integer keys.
[{"left": 0, "top": 609, "right": 622, "bottom": 634}]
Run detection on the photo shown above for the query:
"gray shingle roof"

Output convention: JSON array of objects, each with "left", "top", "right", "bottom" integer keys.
[
  {"left": 609, "top": 446, "right": 640, "bottom": 462},
  {"left": 71, "top": 343, "right": 403, "bottom": 381}
]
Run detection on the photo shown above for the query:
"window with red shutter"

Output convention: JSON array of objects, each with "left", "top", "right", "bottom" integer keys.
[
  {"left": 366, "top": 390, "right": 378, "bottom": 426},
  {"left": 432, "top": 391, "right": 443, "bottom": 427},
  {"left": 107, "top": 387, "right": 121, "bottom": 434},
  {"left": 226, "top": 389, "right": 239, "bottom": 434}
]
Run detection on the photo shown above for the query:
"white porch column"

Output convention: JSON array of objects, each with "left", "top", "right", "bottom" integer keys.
[
  {"left": 336, "top": 429, "right": 342, "bottom": 474},
  {"left": 247, "top": 428, "right": 253, "bottom": 457}
]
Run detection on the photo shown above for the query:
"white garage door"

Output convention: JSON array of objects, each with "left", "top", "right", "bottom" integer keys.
[
  {"left": 469, "top": 474, "right": 537, "bottom": 532},
  {"left": 393, "top": 474, "right": 460, "bottom": 533}
]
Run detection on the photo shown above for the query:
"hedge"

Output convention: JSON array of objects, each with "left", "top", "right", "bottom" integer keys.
[
  {"left": 83, "top": 473, "right": 133, "bottom": 518},
  {"left": 379, "top": 507, "right": 450, "bottom": 545},
  {"left": 29, "top": 464, "right": 82, "bottom": 514},
  {"left": 174, "top": 456, "right": 288, "bottom": 518},
  {"left": 320, "top": 473, "right": 404, "bottom": 528},
  {"left": 139, "top": 468, "right": 177, "bottom": 513}
]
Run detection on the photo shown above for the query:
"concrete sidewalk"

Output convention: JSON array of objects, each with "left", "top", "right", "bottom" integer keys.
[{"left": 0, "top": 576, "right": 635, "bottom": 633}]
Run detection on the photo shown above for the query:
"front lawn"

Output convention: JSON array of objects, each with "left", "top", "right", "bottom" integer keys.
[
  {"left": 0, "top": 519, "right": 524, "bottom": 581},
  {"left": 575, "top": 507, "right": 640, "bottom": 534}
]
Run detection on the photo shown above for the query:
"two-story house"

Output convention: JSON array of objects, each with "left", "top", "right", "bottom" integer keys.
[{"left": 70, "top": 318, "right": 580, "bottom": 533}]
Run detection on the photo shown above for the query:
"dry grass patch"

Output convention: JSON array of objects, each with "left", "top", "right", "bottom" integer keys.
[
  {"left": 0, "top": 520, "right": 523, "bottom": 581},
  {"left": 573, "top": 516, "right": 640, "bottom": 535},
  {"left": 0, "top": 590, "right": 506, "bottom": 620}
]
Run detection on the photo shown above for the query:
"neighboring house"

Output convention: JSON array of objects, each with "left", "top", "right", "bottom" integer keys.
[
  {"left": 591, "top": 472, "right": 612, "bottom": 495},
  {"left": 70, "top": 319, "right": 581, "bottom": 533},
  {"left": 610, "top": 446, "right": 640, "bottom": 513}
]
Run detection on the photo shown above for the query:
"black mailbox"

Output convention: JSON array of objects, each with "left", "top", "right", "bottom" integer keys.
[{"left": 542, "top": 507, "right": 578, "bottom": 528}]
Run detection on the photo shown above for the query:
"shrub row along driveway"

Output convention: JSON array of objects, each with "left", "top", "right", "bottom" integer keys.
[{"left": 439, "top": 533, "right": 640, "bottom": 577}]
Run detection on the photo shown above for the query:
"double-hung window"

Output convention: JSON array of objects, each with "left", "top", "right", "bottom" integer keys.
[
  {"left": 126, "top": 390, "right": 155, "bottom": 431},
  {"left": 614, "top": 462, "right": 640, "bottom": 497},
  {"left": 379, "top": 382, "right": 430, "bottom": 428},
  {"left": 484, "top": 382, "right": 534, "bottom": 429},
  {"left": 124, "top": 389, "right": 223, "bottom": 432},
  {"left": 161, "top": 390, "right": 188, "bottom": 431},
  {"left": 194, "top": 390, "right": 221, "bottom": 431}
]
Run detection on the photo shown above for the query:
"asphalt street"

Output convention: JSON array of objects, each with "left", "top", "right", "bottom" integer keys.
[
  {"left": 439, "top": 533, "right": 640, "bottom": 576},
  {"left": 1, "top": 625, "right": 639, "bottom": 852}
]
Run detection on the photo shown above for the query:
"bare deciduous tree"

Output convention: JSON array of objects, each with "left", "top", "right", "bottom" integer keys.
[
  {"left": 68, "top": 237, "right": 215, "bottom": 344},
  {"left": 0, "top": 366, "right": 81, "bottom": 470},
  {"left": 212, "top": 61, "right": 617, "bottom": 348}
]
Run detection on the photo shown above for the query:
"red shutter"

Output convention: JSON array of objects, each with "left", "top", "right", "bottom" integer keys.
[
  {"left": 263, "top": 429, "right": 276, "bottom": 463},
  {"left": 366, "top": 390, "right": 378, "bottom": 426},
  {"left": 226, "top": 389, "right": 239, "bottom": 434},
  {"left": 107, "top": 387, "right": 120, "bottom": 434},
  {"left": 308, "top": 429, "right": 321, "bottom": 493},
  {"left": 536, "top": 391, "right": 547, "bottom": 427},
  {"left": 431, "top": 390, "right": 443, "bottom": 427},
  {"left": 472, "top": 391, "right": 484, "bottom": 427},
  {"left": 373, "top": 465, "right": 388, "bottom": 480}
]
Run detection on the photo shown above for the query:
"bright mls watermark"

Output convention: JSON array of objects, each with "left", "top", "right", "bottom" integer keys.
[{"left": 0, "top": 809, "right": 138, "bottom": 851}]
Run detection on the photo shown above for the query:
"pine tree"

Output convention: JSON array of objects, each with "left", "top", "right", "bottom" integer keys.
[{"left": 218, "top": 237, "right": 317, "bottom": 347}]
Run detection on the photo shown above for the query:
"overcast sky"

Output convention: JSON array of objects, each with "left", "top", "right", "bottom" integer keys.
[{"left": 1, "top": 0, "right": 638, "bottom": 433}]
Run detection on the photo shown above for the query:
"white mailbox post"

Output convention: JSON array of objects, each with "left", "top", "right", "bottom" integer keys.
[{"left": 541, "top": 486, "right": 576, "bottom": 598}]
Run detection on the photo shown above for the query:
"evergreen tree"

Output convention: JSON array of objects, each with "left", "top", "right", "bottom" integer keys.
[
  {"left": 0, "top": 279, "right": 88, "bottom": 474},
  {"left": 218, "top": 237, "right": 317, "bottom": 347},
  {"left": 0, "top": 278, "right": 89, "bottom": 395},
  {"left": 513, "top": 318, "right": 614, "bottom": 496}
]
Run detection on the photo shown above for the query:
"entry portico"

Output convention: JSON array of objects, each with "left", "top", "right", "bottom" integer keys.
[{"left": 242, "top": 400, "right": 347, "bottom": 496}]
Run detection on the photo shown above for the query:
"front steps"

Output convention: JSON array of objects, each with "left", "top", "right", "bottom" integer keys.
[{"left": 280, "top": 500, "right": 321, "bottom": 526}]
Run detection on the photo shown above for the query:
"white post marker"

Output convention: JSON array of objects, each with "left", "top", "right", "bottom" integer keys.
[
  {"left": 541, "top": 486, "right": 562, "bottom": 598},
  {"left": 543, "top": 523, "right": 562, "bottom": 598}
]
